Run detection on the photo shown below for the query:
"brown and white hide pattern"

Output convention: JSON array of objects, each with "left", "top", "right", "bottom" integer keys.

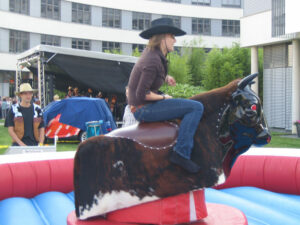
[{"left": 74, "top": 76, "right": 269, "bottom": 220}]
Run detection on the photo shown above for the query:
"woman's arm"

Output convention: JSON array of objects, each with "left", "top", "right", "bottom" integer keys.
[{"left": 145, "top": 91, "right": 172, "bottom": 101}]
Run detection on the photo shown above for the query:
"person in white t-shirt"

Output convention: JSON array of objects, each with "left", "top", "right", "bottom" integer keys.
[{"left": 122, "top": 86, "right": 138, "bottom": 127}]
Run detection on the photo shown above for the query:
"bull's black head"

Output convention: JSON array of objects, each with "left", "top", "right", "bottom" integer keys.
[{"left": 218, "top": 73, "right": 271, "bottom": 177}]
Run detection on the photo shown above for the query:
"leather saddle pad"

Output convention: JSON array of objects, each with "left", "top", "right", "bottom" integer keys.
[{"left": 107, "top": 121, "right": 179, "bottom": 149}]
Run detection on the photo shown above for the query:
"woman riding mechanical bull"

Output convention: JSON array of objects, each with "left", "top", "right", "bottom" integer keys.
[
  {"left": 128, "top": 17, "right": 204, "bottom": 173},
  {"left": 74, "top": 18, "right": 271, "bottom": 220}
]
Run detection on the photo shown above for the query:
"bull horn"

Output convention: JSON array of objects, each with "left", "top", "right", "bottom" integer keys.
[{"left": 238, "top": 73, "right": 258, "bottom": 90}]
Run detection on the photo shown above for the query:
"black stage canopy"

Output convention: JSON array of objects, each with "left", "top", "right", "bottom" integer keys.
[{"left": 17, "top": 45, "right": 138, "bottom": 95}]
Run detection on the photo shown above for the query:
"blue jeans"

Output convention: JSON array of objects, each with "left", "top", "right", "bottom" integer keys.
[{"left": 133, "top": 99, "right": 204, "bottom": 159}]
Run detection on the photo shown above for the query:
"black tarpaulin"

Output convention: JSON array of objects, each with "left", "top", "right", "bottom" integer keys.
[
  {"left": 18, "top": 45, "right": 137, "bottom": 94},
  {"left": 50, "top": 54, "right": 134, "bottom": 94}
]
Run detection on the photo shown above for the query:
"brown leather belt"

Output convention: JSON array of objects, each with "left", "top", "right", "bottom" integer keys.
[{"left": 130, "top": 105, "right": 144, "bottom": 113}]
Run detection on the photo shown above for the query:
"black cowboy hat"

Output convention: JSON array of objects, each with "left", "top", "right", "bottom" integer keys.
[{"left": 139, "top": 17, "right": 186, "bottom": 39}]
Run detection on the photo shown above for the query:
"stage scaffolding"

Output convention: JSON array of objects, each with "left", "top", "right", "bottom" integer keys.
[{"left": 16, "top": 45, "right": 137, "bottom": 109}]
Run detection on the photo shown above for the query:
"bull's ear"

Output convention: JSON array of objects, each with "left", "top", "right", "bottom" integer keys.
[{"left": 238, "top": 73, "right": 258, "bottom": 90}]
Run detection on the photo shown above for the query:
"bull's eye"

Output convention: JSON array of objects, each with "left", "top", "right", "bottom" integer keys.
[{"left": 251, "top": 104, "right": 257, "bottom": 111}]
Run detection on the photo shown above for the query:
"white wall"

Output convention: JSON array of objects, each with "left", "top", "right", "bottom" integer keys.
[
  {"left": 151, "top": 14, "right": 161, "bottom": 21},
  {"left": 240, "top": 11, "right": 289, "bottom": 47},
  {"left": 91, "top": 5, "right": 102, "bottom": 27},
  {"left": 121, "top": 43, "right": 132, "bottom": 56},
  {"left": 285, "top": 0, "right": 300, "bottom": 35},
  {"left": 30, "top": 0, "right": 41, "bottom": 17},
  {"left": 0, "top": 83, "right": 10, "bottom": 97},
  {"left": 0, "top": 28, "right": 9, "bottom": 52},
  {"left": 0, "top": 0, "right": 9, "bottom": 11},
  {"left": 0, "top": 53, "right": 19, "bottom": 70},
  {"left": 91, "top": 40, "right": 101, "bottom": 51},
  {"left": 30, "top": 33, "right": 40, "bottom": 48},
  {"left": 61, "top": 0, "right": 72, "bottom": 22},
  {"left": 182, "top": 17, "right": 192, "bottom": 35},
  {"left": 61, "top": 37, "right": 72, "bottom": 48},
  {"left": 122, "top": 10, "right": 132, "bottom": 30}
]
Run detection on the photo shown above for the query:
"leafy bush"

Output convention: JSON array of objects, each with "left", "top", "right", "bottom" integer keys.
[
  {"left": 160, "top": 83, "right": 205, "bottom": 99},
  {"left": 202, "top": 48, "right": 224, "bottom": 89},
  {"left": 202, "top": 43, "right": 250, "bottom": 90},
  {"left": 167, "top": 51, "right": 191, "bottom": 84},
  {"left": 183, "top": 39, "right": 206, "bottom": 86},
  {"left": 132, "top": 47, "right": 142, "bottom": 57}
]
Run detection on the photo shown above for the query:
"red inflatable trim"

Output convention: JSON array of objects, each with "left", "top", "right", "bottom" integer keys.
[
  {"left": 107, "top": 190, "right": 207, "bottom": 224},
  {"left": 67, "top": 203, "right": 247, "bottom": 225},
  {"left": 0, "top": 159, "right": 73, "bottom": 200},
  {"left": 217, "top": 155, "right": 300, "bottom": 195}
]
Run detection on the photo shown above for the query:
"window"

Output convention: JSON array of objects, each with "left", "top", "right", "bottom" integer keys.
[
  {"left": 222, "top": 20, "right": 240, "bottom": 37},
  {"left": 72, "top": 38, "right": 90, "bottom": 50},
  {"left": 102, "top": 8, "right": 121, "bottom": 28},
  {"left": 9, "top": 30, "right": 29, "bottom": 53},
  {"left": 191, "top": 0, "right": 210, "bottom": 6},
  {"left": 41, "top": 34, "right": 60, "bottom": 46},
  {"left": 192, "top": 18, "right": 211, "bottom": 35},
  {"left": 9, "top": 0, "right": 29, "bottom": 15},
  {"left": 72, "top": 3, "right": 91, "bottom": 24},
  {"left": 102, "top": 41, "right": 121, "bottom": 52},
  {"left": 132, "top": 44, "right": 146, "bottom": 53},
  {"left": 272, "top": 0, "right": 285, "bottom": 37},
  {"left": 162, "top": 15, "right": 181, "bottom": 29},
  {"left": 41, "top": 0, "right": 60, "bottom": 20},
  {"left": 132, "top": 12, "right": 151, "bottom": 30},
  {"left": 162, "top": 0, "right": 181, "bottom": 3},
  {"left": 222, "top": 0, "right": 241, "bottom": 8}
]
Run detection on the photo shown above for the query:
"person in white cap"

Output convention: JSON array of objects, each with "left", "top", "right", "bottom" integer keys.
[{"left": 5, "top": 83, "right": 45, "bottom": 146}]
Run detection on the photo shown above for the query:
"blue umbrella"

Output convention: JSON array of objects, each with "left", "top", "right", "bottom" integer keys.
[{"left": 43, "top": 97, "right": 116, "bottom": 131}]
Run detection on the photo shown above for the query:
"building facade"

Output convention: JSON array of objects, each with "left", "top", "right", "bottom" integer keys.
[
  {"left": 241, "top": 0, "right": 300, "bottom": 133},
  {"left": 0, "top": 0, "right": 243, "bottom": 97}
]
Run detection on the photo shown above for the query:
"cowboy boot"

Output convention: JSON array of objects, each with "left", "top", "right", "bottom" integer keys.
[{"left": 170, "top": 151, "right": 200, "bottom": 173}]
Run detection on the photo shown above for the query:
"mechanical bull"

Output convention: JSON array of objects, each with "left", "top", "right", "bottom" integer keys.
[{"left": 74, "top": 73, "right": 271, "bottom": 219}]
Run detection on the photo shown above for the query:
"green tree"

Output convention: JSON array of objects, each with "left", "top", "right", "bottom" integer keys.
[
  {"left": 187, "top": 47, "right": 206, "bottom": 86},
  {"left": 183, "top": 39, "right": 206, "bottom": 86},
  {"left": 167, "top": 51, "right": 191, "bottom": 84},
  {"left": 132, "top": 47, "right": 142, "bottom": 57},
  {"left": 202, "top": 48, "right": 224, "bottom": 89},
  {"left": 202, "top": 43, "right": 250, "bottom": 89},
  {"left": 258, "top": 48, "right": 264, "bottom": 100},
  {"left": 104, "top": 49, "right": 123, "bottom": 55}
]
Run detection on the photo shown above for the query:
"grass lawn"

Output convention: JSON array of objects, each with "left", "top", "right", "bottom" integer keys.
[
  {"left": 1, "top": 123, "right": 300, "bottom": 155},
  {"left": 0, "top": 124, "right": 78, "bottom": 154},
  {"left": 267, "top": 132, "right": 300, "bottom": 148}
]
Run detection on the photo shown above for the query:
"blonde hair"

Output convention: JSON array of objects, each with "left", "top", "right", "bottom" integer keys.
[
  {"left": 53, "top": 94, "right": 60, "bottom": 101},
  {"left": 147, "top": 34, "right": 166, "bottom": 51}
]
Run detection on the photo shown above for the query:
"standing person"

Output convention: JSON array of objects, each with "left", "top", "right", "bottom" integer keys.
[
  {"left": 74, "top": 87, "right": 80, "bottom": 96},
  {"left": 1, "top": 97, "right": 8, "bottom": 119},
  {"left": 0, "top": 96, "right": 2, "bottom": 119},
  {"left": 127, "top": 18, "right": 204, "bottom": 173},
  {"left": 87, "top": 88, "right": 94, "bottom": 98},
  {"left": 122, "top": 86, "right": 138, "bottom": 127},
  {"left": 53, "top": 94, "right": 60, "bottom": 101},
  {"left": 5, "top": 83, "right": 45, "bottom": 146},
  {"left": 66, "top": 86, "right": 73, "bottom": 98}
]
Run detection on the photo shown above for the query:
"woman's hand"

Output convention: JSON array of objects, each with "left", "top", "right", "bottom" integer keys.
[
  {"left": 145, "top": 92, "right": 172, "bottom": 101},
  {"left": 163, "top": 94, "right": 173, "bottom": 99},
  {"left": 165, "top": 75, "right": 176, "bottom": 86}
]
